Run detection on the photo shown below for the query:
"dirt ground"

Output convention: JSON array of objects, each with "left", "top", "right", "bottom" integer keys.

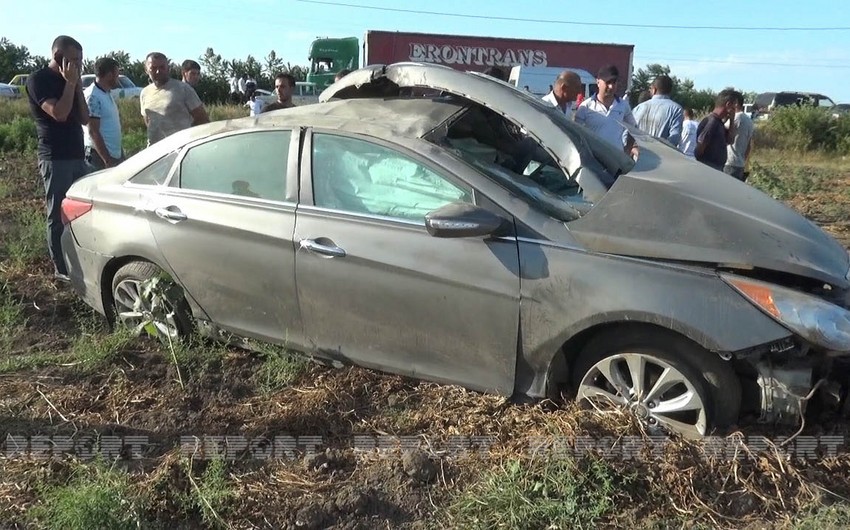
[{"left": 2, "top": 152, "right": 850, "bottom": 529}]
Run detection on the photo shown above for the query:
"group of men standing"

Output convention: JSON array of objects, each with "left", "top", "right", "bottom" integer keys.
[
  {"left": 25, "top": 36, "right": 211, "bottom": 280},
  {"left": 25, "top": 35, "right": 308, "bottom": 281},
  {"left": 539, "top": 65, "right": 754, "bottom": 181}
]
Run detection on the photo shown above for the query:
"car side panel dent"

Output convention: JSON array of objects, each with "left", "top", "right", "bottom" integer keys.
[{"left": 515, "top": 243, "right": 794, "bottom": 398}]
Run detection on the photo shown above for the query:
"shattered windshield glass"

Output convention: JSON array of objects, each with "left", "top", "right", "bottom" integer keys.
[{"left": 427, "top": 104, "right": 592, "bottom": 222}]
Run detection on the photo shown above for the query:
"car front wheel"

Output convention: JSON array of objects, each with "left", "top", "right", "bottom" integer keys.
[
  {"left": 571, "top": 329, "right": 741, "bottom": 439},
  {"left": 110, "top": 261, "right": 194, "bottom": 342}
]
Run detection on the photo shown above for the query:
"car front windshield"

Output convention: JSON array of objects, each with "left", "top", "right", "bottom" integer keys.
[
  {"left": 119, "top": 76, "right": 135, "bottom": 89},
  {"left": 427, "top": 104, "right": 590, "bottom": 222}
]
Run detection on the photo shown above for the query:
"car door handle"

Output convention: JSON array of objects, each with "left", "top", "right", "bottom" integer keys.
[
  {"left": 154, "top": 207, "right": 187, "bottom": 222},
  {"left": 299, "top": 238, "right": 346, "bottom": 258}
]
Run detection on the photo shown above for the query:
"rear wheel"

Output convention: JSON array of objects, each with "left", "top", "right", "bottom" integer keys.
[
  {"left": 571, "top": 329, "right": 741, "bottom": 439},
  {"left": 110, "top": 261, "right": 194, "bottom": 342}
]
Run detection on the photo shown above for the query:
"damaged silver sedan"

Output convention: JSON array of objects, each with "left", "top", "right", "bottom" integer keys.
[{"left": 61, "top": 63, "right": 850, "bottom": 438}]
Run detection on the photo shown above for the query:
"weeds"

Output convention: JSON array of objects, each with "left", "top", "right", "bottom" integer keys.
[
  {"left": 122, "top": 129, "right": 147, "bottom": 157},
  {"left": 0, "top": 116, "right": 37, "bottom": 153},
  {"left": 6, "top": 206, "right": 46, "bottom": 269},
  {"left": 0, "top": 352, "right": 74, "bottom": 374},
  {"left": 69, "top": 311, "right": 136, "bottom": 375},
  {"left": 254, "top": 344, "right": 310, "bottom": 394},
  {"left": 449, "top": 456, "right": 628, "bottom": 529},
  {"left": 747, "top": 160, "right": 834, "bottom": 200},
  {"left": 186, "top": 456, "right": 234, "bottom": 529},
  {"left": 755, "top": 105, "right": 850, "bottom": 155},
  {"left": 169, "top": 339, "right": 229, "bottom": 381},
  {"left": 793, "top": 502, "right": 850, "bottom": 529},
  {"left": 29, "top": 460, "right": 148, "bottom": 530},
  {"left": 0, "top": 281, "right": 26, "bottom": 354}
]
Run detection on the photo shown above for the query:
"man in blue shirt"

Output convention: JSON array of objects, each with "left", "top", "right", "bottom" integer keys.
[
  {"left": 632, "top": 75, "right": 684, "bottom": 147},
  {"left": 83, "top": 57, "right": 123, "bottom": 170}
]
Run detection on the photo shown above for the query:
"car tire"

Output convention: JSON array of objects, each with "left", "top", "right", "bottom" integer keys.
[
  {"left": 110, "top": 261, "right": 194, "bottom": 342},
  {"left": 571, "top": 328, "right": 741, "bottom": 438}
]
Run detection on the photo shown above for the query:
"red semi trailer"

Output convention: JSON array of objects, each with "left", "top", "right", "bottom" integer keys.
[
  {"left": 308, "top": 31, "right": 634, "bottom": 95},
  {"left": 364, "top": 30, "right": 634, "bottom": 95}
]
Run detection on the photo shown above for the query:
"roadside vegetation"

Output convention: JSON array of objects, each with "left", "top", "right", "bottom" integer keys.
[{"left": 1, "top": 98, "right": 850, "bottom": 528}]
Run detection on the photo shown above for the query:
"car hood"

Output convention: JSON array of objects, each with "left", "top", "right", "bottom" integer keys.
[{"left": 568, "top": 132, "right": 850, "bottom": 287}]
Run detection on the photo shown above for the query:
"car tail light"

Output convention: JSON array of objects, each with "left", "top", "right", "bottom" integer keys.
[{"left": 61, "top": 198, "right": 92, "bottom": 225}]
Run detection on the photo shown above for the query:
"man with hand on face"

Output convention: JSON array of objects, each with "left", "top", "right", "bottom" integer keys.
[
  {"left": 140, "top": 52, "right": 209, "bottom": 145},
  {"left": 83, "top": 57, "right": 123, "bottom": 170},
  {"left": 575, "top": 65, "right": 639, "bottom": 160},
  {"left": 26, "top": 35, "right": 90, "bottom": 282},
  {"left": 261, "top": 73, "right": 296, "bottom": 113},
  {"left": 696, "top": 89, "right": 741, "bottom": 172},
  {"left": 542, "top": 70, "right": 583, "bottom": 119}
]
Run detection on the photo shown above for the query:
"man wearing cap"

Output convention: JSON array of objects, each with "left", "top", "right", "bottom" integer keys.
[{"left": 575, "top": 65, "right": 639, "bottom": 159}]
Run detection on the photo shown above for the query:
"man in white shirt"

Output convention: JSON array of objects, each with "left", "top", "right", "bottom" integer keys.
[
  {"left": 83, "top": 57, "right": 123, "bottom": 169},
  {"left": 229, "top": 74, "right": 239, "bottom": 103},
  {"left": 238, "top": 74, "right": 247, "bottom": 100},
  {"left": 678, "top": 107, "right": 698, "bottom": 158},
  {"left": 140, "top": 52, "right": 209, "bottom": 145},
  {"left": 724, "top": 94, "right": 755, "bottom": 181},
  {"left": 575, "top": 65, "right": 639, "bottom": 159},
  {"left": 541, "top": 70, "right": 583, "bottom": 120}
]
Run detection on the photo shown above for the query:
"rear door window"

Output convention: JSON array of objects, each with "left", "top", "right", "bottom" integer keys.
[
  {"left": 129, "top": 151, "right": 179, "bottom": 186},
  {"left": 178, "top": 131, "right": 291, "bottom": 201}
]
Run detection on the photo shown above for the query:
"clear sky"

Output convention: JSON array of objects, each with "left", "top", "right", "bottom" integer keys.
[{"left": 4, "top": 0, "right": 850, "bottom": 102}]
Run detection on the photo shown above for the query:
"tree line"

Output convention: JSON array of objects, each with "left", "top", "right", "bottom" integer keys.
[
  {"left": 0, "top": 38, "right": 309, "bottom": 104},
  {"left": 628, "top": 63, "right": 756, "bottom": 113},
  {"left": 2, "top": 37, "right": 747, "bottom": 110}
]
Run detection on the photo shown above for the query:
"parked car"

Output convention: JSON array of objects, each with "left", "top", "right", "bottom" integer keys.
[
  {"left": 80, "top": 74, "right": 143, "bottom": 100},
  {"left": 253, "top": 88, "right": 277, "bottom": 105},
  {"left": 831, "top": 103, "right": 850, "bottom": 118},
  {"left": 0, "top": 82, "right": 21, "bottom": 100},
  {"left": 6, "top": 74, "right": 28, "bottom": 98},
  {"left": 61, "top": 63, "right": 850, "bottom": 439},
  {"left": 754, "top": 91, "right": 836, "bottom": 119}
]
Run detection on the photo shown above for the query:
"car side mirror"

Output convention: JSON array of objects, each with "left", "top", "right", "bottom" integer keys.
[{"left": 425, "top": 202, "right": 506, "bottom": 238}]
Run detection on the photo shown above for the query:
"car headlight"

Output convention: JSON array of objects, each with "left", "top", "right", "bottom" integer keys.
[{"left": 722, "top": 274, "right": 850, "bottom": 352}]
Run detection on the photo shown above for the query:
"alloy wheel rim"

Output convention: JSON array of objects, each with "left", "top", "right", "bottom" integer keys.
[
  {"left": 576, "top": 353, "right": 707, "bottom": 439},
  {"left": 113, "top": 278, "right": 179, "bottom": 341}
]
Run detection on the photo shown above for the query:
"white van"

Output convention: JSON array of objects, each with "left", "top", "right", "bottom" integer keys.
[{"left": 509, "top": 66, "right": 596, "bottom": 98}]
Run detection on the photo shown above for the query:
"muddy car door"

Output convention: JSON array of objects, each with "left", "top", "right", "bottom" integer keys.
[
  {"left": 293, "top": 130, "right": 521, "bottom": 395},
  {"left": 147, "top": 129, "right": 305, "bottom": 345}
]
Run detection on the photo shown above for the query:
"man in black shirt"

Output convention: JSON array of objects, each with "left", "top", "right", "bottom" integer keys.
[
  {"left": 26, "top": 35, "right": 90, "bottom": 281},
  {"left": 696, "top": 89, "right": 740, "bottom": 172}
]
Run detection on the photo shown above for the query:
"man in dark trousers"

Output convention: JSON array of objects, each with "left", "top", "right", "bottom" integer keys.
[
  {"left": 26, "top": 35, "right": 90, "bottom": 282},
  {"left": 696, "top": 88, "right": 740, "bottom": 172}
]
